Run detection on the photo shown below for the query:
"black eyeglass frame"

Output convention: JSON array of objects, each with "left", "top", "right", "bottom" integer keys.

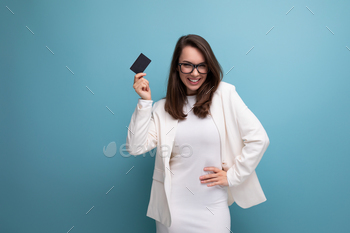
[{"left": 178, "top": 63, "right": 210, "bottom": 74}]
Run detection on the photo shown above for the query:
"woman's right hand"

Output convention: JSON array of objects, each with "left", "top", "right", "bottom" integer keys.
[{"left": 133, "top": 73, "right": 152, "bottom": 100}]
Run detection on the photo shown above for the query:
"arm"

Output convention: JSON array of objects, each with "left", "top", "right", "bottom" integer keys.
[
  {"left": 226, "top": 86, "right": 270, "bottom": 187},
  {"left": 125, "top": 98, "right": 158, "bottom": 156}
]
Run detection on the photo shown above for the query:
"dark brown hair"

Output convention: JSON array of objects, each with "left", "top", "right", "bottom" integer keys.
[{"left": 163, "top": 34, "right": 223, "bottom": 120}]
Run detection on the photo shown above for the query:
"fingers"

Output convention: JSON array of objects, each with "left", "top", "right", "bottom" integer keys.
[
  {"left": 203, "top": 166, "right": 221, "bottom": 173},
  {"left": 134, "top": 72, "right": 147, "bottom": 83},
  {"left": 200, "top": 170, "right": 227, "bottom": 186},
  {"left": 133, "top": 73, "right": 149, "bottom": 91},
  {"left": 201, "top": 177, "right": 219, "bottom": 183},
  {"left": 206, "top": 181, "right": 220, "bottom": 187},
  {"left": 132, "top": 72, "right": 152, "bottom": 100},
  {"left": 200, "top": 173, "right": 219, "bottom": 183},
  {"left": 142, "top": 81, "right": 149, "bottom": 92},
  {"left": 139, "top": 80, "right": 149, "bottom": 92}
]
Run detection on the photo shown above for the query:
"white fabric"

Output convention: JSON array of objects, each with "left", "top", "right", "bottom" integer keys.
[
  {"left": 155, "top": 95, "right": 230, "bottom": 232},
  {"left": 126, "top": 81, "right": 270, "bottom": 228},
  {"left": 138, "top": 97, "right": 233, "bottom": 187},
  {"left": 138, "top": 98, "right": 153, "bottom": 109}
]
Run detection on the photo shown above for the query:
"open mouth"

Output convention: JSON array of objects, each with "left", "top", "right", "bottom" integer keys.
[{"left": 188, "top": 78, "right": 201, "bottom": 84}]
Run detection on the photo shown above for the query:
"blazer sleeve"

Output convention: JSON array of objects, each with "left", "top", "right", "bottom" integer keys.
[
  {"left": 125, "top": 98, "right": 158, "bottom": 156},
  {"left": 226, "top": 86, "right": 270, "bottom": 187}
]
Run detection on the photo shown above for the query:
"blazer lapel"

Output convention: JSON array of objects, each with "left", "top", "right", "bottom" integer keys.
[
  {"left": 209, "top": 92, "right": 226, "bottom": 163},
  {"left": 163, "top": 111, "right": 178, "bottom": 169}
]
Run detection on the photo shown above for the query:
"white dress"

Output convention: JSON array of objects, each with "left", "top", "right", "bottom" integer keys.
[{"left": 153, "top": 95, "right": 231, "bottom": 233}]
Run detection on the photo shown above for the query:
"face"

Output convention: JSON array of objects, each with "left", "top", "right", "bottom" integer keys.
[{"left": 177, "top": 46, "right": 208, "bottom": 96}]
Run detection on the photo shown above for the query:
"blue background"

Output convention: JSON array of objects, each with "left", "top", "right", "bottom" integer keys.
[{"left": 1, "top": 0, "right": 350, "bottom": 232}]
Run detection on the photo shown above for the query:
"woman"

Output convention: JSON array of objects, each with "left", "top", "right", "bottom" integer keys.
[{"left": 127, "top": 34, "right": 270, "bottom": 232}]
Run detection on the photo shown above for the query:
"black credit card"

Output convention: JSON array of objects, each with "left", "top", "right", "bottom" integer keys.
[{"left": 130, "top": 53, "right": 151, "bottom": 73}]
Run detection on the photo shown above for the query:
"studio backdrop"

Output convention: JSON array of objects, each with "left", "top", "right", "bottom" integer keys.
[{"left": 1, "top": 0, "right": 349, "bottom": 232}]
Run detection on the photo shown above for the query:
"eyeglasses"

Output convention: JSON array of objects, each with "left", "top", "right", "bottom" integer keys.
[{"left": 178, "top": 63, "right": 210, "bottom": 74}]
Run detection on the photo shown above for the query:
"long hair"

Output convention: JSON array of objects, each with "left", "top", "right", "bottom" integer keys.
[{"left": 163, "top": 34, "right": 223, "bottom": 120}]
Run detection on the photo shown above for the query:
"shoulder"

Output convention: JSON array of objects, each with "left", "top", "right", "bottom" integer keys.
[
  {"left": 152, "top": 98, "right": 166, "bottom": 113},
  {"left": 216, "top": 81, "right": 237, "bottom": 94}
]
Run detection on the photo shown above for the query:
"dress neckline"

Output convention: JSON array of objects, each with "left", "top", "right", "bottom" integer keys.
[{"left": 186, "top": 95, "right": 196, "bottom": 98}]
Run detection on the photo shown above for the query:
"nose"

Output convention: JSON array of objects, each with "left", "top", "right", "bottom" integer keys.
[{"left": 191, "top": 67, "right": 200, "bottom": 76}]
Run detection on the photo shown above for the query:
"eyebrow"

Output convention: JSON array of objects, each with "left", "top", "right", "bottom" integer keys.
[{"left": 182, "top": 60, "right": 206, "bottom": 64}]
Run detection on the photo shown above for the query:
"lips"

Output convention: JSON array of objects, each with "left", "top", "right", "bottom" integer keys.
[{"left": 188, "top": 78, "right": 201, "bottom": 84}]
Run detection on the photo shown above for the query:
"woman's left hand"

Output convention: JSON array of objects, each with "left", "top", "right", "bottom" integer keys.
[{"left": 199, "top": 167, "right": 229, "bottom": 187}]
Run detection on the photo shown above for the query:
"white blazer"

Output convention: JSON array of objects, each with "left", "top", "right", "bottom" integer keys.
[{"left": 126, "top": 81, "right": 270, "bottom": 227}]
